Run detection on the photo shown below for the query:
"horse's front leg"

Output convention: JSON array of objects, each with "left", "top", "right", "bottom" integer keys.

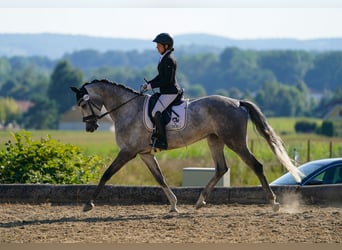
[
  {"left": 139, "top": 153, "right": 179, "bottom": 213},
  {"left": 83, "top": 150, "right": 136, "bottom": 212}
]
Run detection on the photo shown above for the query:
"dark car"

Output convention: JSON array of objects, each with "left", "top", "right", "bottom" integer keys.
[{"left": 270, "top": 158, "right": 342, "bottom": 186}]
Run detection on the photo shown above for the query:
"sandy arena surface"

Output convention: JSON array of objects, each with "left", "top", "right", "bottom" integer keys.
[{"left": 0, "top": 203, "right": 341, "bottom": 243}]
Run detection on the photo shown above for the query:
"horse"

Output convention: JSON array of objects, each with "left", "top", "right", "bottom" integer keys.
[{"left": 71, "top": 79, "right": 302, "bottom": 213}]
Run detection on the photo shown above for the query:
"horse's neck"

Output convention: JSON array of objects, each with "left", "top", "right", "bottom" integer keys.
[
  {"left": 101, "top": 85, "right": 135, "bottom": 105},
  {"left": 100, "top": 84, "right": 141, "bottom": 118}
]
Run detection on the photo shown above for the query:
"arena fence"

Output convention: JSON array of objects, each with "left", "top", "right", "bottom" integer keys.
[{"left": 0, "top": 184, "right": 341, "bottom": 206}]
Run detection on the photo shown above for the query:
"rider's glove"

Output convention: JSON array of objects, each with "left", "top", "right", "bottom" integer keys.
[{"left": 143, "top": 83, "right": 152, "bottom": 90}]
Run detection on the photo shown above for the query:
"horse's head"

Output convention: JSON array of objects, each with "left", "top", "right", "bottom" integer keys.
[{"left": 70, "top": 85, "right": 102, "bottom": 132}]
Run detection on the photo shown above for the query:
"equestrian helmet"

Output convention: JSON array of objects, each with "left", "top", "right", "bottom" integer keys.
[{"left": 153, "top": 33, "right": 173, "bottom": 48}]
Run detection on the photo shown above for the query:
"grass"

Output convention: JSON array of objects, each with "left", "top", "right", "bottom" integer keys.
[{"left": 0, "top": 116, "right": 341, "bottom": 187}]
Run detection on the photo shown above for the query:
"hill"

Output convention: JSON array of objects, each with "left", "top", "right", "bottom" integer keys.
[
  {"left": 177, "top": 33, "right": 342, "bottom": 52},
  {"left": 1, "top": 33, "right": 342, "bottom": 59}
]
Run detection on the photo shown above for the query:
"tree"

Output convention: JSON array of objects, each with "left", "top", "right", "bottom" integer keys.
[
  {"left": 255, "top": 81, "right": 308, "bottom": 117},
  {"left": 0, "top": 80, "right": 18, "bottom": 97},
  {"left": 185, "top": 84, "right": 207, "bottom": 98},
  {"left": 0, "top": 58, "right": 11, "bottom": 81},
  {"left": 305, "top": 52, "right": 342, "bottom": 91},
  {"left": 48, "top": 60, "right": 83, "bottom": 114},
  {"left": 0, "top": 97, "right": 21, "bottom": 125},
  {"left": 0, "top": 57, "right": 50, "bottom": 100},
  {"left": 22, "top": 95, "right": 59, "bottom": 129},
  {"left": 88, "top": 66, "right": 142, "bottom": 90},
  {"left": 178, "top": 53, "right": 218, "bottom": 91},
  {"left": 295, "top": 81, "right": 313, "bottom": 116},
  {"left": 65, "top": 49, "right": 101, "bottom": 70},
  {"left": 259, "top": 50, "right": 313, "bottom": 85},
  {"left": 216, "top": 47, "right": 276, "bottom": 92}
]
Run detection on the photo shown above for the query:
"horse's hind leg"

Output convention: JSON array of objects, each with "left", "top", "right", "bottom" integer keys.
[
  {"left": 196, "top": 135, "right": 228, "bottom": 209},
  {"left": 140, "top": 153, "right": 179, "bottom": 213},
  {"left": 235, "top": 147, "right": 279, "bottom": 212}
]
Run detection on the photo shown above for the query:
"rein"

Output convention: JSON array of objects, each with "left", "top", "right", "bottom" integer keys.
[
  {"left": 98, "top": 94, "right": 141, "bottom": 119},
  {"left": 83, "top": 93, "right": 142, "bottom": 122}
]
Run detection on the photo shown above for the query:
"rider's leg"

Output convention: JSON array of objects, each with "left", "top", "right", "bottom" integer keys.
[
  {"left": 152, "top": 111, "right": 167, "bottom": 149},
  {"left": 151, "top": 94, "right": 177, "bottom": 150}
]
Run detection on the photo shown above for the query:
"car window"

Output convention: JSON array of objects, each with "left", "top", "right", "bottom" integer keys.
[
  {"left": 308, "top": 171, "right": 325, "bottom": 185},
  {"left": 307, "top": 164, "right": 342, "bottom": 185},
  {"left": 333, "top": 165, "right": 342, "bottom": 184},
  {"left": 322, "top": 167, "right": 336, "bottom": 184}
]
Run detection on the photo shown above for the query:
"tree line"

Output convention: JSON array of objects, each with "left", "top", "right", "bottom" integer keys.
[{"left": 0, "top": 47, "right": 341, "bottom": 129}]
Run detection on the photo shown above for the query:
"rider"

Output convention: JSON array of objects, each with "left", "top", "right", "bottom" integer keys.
[{"left": 143, "top": 33, "right": 183, "bottom": 150}]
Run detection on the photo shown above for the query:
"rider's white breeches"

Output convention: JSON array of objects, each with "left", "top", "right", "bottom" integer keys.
[{"left": 152, "top": 94, "right": 178, "bottom": 117}]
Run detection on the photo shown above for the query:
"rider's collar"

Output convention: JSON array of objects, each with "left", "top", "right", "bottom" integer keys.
[{"left": 159, "top": 49, "right": 172, "bottom": 62}]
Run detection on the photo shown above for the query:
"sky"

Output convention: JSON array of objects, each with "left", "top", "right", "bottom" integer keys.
[{"left": 0, "top": 1, "right": 342, "bottom": 40}]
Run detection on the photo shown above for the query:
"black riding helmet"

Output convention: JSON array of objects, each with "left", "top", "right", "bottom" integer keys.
[{"left": 153, "top": 33, "right": 174, "bottom": 48}]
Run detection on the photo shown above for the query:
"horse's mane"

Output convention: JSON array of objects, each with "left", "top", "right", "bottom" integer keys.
[{"left": 84, "top": 79, "right": 142, "bottom": 95}]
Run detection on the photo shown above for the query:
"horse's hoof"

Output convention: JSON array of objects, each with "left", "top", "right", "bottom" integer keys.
[
  {"left": 272, "top": 202, "right": 280, "bottom": 212},
  {"left": 83, "top": 201, "right": 95, "bottom": 212},
  {"left": 195, "top": 200, "right": 206, "bottom": 210},
  {"left": 169, "top": 207, "right": 179, "bottom": 213}
]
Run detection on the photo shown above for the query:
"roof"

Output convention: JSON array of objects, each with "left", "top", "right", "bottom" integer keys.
[
  {"left": 15, "top": 100, "right": 34, "bottom": 113},
  {"left": 324, "top": 104, "right": 342, "bottom": 121}
]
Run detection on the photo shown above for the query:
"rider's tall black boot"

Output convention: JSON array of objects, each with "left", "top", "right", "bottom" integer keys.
[{"left": 152, "top": 111, "right": 168, "bottom": 150}]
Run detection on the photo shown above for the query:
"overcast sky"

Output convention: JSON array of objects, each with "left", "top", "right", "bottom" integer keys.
[{"left": 0, "top": 1, "right": 341, "bottom": 40}]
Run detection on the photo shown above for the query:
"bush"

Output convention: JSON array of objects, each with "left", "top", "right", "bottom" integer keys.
[
  {"left": 294, "top": 120, "right": 317, "bottom": 133},
  {"left": 0, "top": 131, "right": 103, "bottom": 184},
  {"left": 318, "top": 121, "right": 335, "bottom": 137}
]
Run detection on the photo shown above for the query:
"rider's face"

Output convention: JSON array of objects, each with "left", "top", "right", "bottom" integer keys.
[{"left": 156, "top": 43, "right": 168, "bottom": 55}]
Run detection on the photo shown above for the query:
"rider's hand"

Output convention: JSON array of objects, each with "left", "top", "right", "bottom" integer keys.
[{"left": 143, "top": 83, "right": 152, "bottom": 90}]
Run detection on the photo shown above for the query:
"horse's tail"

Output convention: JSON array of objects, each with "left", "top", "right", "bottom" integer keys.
[{"left": 240, "top": 100, "right": 302, "bottom": 183}]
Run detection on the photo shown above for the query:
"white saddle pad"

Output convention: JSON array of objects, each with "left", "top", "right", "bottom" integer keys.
[{"left": 143, "top": 96, "right": 188, "bottom": 131}]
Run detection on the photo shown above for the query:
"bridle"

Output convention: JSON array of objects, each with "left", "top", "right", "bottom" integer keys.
[{"left": 79, "top": 93, "right": 142, "bottom": 124}]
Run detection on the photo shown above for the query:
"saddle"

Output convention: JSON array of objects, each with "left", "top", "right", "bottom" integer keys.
[{"left": 143, "top": 92, "right": 188, "bottom": 131}]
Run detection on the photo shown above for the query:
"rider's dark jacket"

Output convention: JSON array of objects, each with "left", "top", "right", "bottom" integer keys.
[{"left": 147, "top": 49, "right": 181, "bottom": 94}]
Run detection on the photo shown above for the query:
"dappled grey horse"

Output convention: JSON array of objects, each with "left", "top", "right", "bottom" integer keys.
[{"left": 71, "top": 79, "right": 302, "bottom": 212}]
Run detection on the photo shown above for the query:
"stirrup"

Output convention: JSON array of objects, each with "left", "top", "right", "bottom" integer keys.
[
  {"left": 150, "top": 147, "right": 161, "bottom": 154},
  {"left": 150, "top": 138, "right": 161, "bottom": 154}
]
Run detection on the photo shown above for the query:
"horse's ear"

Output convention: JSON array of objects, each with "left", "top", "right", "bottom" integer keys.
[{"left": 70, "top": 86, "right": 80, "bottom": 93}]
